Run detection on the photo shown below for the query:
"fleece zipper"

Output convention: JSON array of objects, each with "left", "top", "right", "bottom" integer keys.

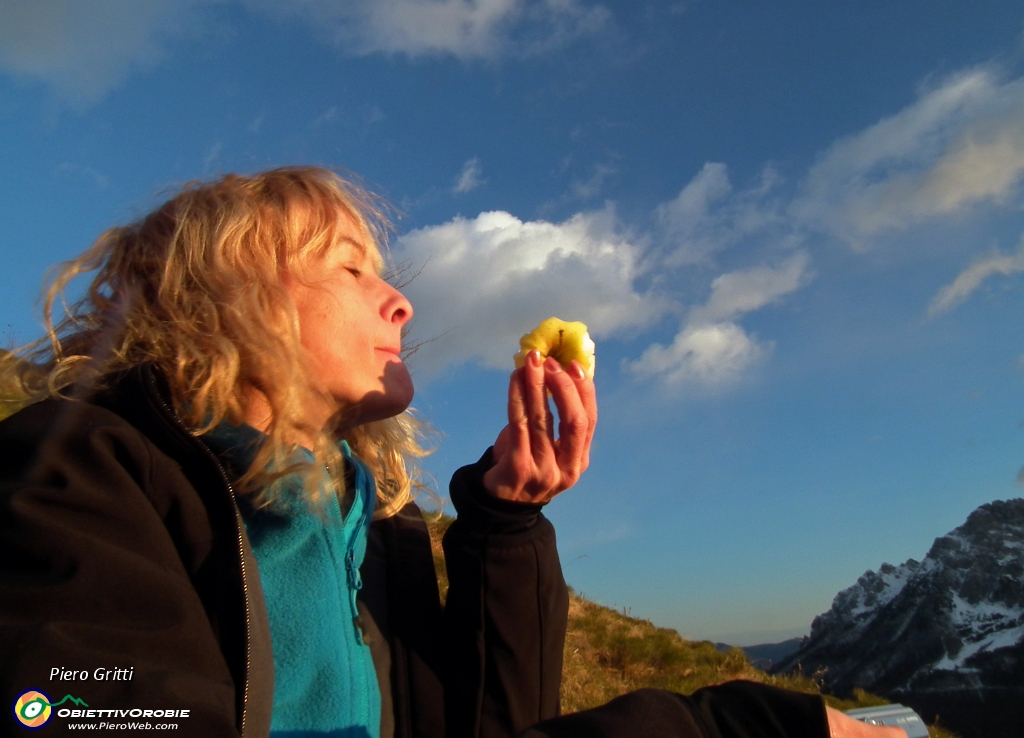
[{"left": 146, "top": 372, "right": 253, "bottom": 737}]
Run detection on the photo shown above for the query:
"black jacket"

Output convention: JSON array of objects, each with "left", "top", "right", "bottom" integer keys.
[
  {"left": 0, "top": 366, "right": 829, "bottom": 738},
  {"left": 0, "top": 365, "right": 567, "bottom": 738}
]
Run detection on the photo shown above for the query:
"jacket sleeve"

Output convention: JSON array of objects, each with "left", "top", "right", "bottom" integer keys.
[
  {"left": 0, "top": 402, "right": 245, "bottom": 737},
  {"left": 517, "top": 682, "right": 829, "bottom": 738},
  {"left": 442, "top": 448, "right": 569, "bottom": 738},
  {"left": 438, "top": 450, "right": 829, "bottom": 738}
]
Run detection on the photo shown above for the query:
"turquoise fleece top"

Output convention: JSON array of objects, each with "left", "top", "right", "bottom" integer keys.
[{"left": 204, "top": 423, "right": 381, "bottom": 738}]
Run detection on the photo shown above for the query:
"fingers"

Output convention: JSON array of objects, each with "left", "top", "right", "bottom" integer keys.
[
  {"left": 483, "top": 367, "right": 531, "bottom": 500},
  {"left": 487, "top": 351, "right": 598, "bottom": 503},
  {"left": 491, "top": 423, "right": 511, "bottom": 461},
  {"left": 487, "top": 356, "right": 556, "bottom": 501},
  {"left": 567, "top": 359, "right": 597, "bottom": 468},
  {"left": 506, "top": 367, "right": 528, "bottom": 448},
  {"left": 544, "top": 358, "right": 590, "bottom": 486},
  {"left": 523, "top": 350, "right": 554, "bottom": 463}
]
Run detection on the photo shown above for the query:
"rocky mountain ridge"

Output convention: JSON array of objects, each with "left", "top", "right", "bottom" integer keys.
[{"left": 773, "top": 498, "right": 1024, "bottom": 738}]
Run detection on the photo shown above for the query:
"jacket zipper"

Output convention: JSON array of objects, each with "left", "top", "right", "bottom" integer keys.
[{"left": 147, "top": 373, "right": 252, "bottom": 737}]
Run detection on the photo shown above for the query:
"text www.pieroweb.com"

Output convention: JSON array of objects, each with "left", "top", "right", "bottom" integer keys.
[
  {"left": 52, "top": 707, "right": 189, "bottom": 730},
  {"left": 67, "top": 722, "right": 178, "bottom": 730}
]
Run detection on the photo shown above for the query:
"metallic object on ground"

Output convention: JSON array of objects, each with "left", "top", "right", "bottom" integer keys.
[{"left": 844, "top": 704, "right": 929, "bottom": 737}]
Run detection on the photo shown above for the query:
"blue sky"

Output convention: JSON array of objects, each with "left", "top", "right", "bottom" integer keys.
[{"left": 4, "top": 0, "right": 1024, "bottom": 645}]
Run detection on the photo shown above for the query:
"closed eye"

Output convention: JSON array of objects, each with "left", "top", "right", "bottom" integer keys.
[{"left": 346, "top": 266, "right": 362, "bottom": 277}]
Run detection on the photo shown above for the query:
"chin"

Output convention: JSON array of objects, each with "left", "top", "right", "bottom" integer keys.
[
  {"left": 355, "top": 397, "right": 413, "bottom": 427},
  {"left": 385, "top": 384, "right": 415, "bottom": 418},
  {"left": 384, "top": 362, "right": 415, "bottom": 408},
  {"left": 358, "top": 373, "right": 415, "bottom": 426}
]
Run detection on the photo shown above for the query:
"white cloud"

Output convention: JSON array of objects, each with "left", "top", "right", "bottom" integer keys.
[
  {"left": 920, "top": 125, "right": 1024, "bottom": 211},
  {"left": 0, "top": 0, "right": 207, "bottom": 106},
  {"left": 202, "top": 141, "right": 223, "bottom": 173},
  {"left": 623, "top": 163, "right": 807, "bottom": 388},
  {"left": 394, "top": 187, "right": 809, "bottom": 386},
  {"left": 398, "top": 65, "right": 1024, "bottom": 383},
  {"left": 55, "top": 161, "right": 109, "bottom": 188},
  {"left": 690, "top": 251, "right": 810, "bottom": 325},
  {"left": 312, "top": 106, "right": 339, "bottom": 128},
  {"left": 928, "top": 241, "right": 1024, "bottom": 317},
  {"left": 362, "top": 104, "right": 385, "bottom": 124},
  {"left": 250, "top": 0, "right": 609, "bottom": 60},
  {"left": 658, "top": 163, "right": 731, "bottom": 232},
  {"left": 623, "top": 253, "right": 809, "bottom": 386},
  {"left": 394, "top": 206, "right": 670, "bottom": 376},
  {"left": 247, "top": 112, "right": 266, "bottom": 133},
  {"left": 570, "top": 162, "right": 616, "bottom": 200},
  {"left": 0, "top": 0, "right": 608, "bottom": 105},
  {"left": 658, "top": 163, "right": 786, "bottom": 267},
  {"left": 453, "top": 157, "right": 486, "bottom": 194},
  {"left": 792, "top": 68, "right": 1024, "bottom": 249},
  {"left": 624, "top": 322, "right": 768, "bottom": 386}
]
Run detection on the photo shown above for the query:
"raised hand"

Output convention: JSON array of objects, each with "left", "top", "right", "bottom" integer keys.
[{"left": 483, "top": 350, "right": 598, "bottom": 504}]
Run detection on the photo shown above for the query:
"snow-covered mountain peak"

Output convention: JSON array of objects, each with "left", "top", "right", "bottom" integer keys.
[{"left": 773, "top": 498, "right": 1024, "bottom": 738}]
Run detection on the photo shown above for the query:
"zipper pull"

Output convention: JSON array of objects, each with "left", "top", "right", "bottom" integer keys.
[{"left": 353, "top": 614, "right": 370, "bottom": 645}]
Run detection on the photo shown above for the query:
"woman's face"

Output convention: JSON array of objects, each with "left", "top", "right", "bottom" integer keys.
[{"left": 285, "top": 211, "right": 415, "bottom": 433}]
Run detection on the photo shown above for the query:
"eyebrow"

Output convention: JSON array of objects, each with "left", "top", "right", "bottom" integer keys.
[
  {"left": 335, "top": 236, "right": 367, "bottom": 255},
  {"left": 334, "top": 235, "right": 386, "bottom": 274}
]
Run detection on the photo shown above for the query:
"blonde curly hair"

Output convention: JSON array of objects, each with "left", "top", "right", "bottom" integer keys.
[{"left": 14, "top": 166, "right": 435, "bottom": 519}]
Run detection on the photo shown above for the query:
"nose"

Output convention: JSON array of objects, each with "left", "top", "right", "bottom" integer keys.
[{"left": 382, "top": 281, "right": 413, "bottom": 326}]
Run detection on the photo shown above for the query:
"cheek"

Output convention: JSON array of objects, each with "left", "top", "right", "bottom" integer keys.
[
  {"left": 300, "top": 291, "right": 350, "bottom": 346},
  {"left": 296, "top": 306, "right": 350, "bottom": 377}
]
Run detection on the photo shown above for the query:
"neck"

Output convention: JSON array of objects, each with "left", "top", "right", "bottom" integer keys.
[{"left": 243, "top": 386, "right": 331, "bottom": 451}]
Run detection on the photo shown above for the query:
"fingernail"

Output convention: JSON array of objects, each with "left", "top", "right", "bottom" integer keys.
[
  {"left": 545, "top": 357, "right": 563, "bottom": 373},
  {"left": 569, "top": 361, "right": 585, "bottom": 380},
  {"left": 529, "top": 350, "right": 542, "bottom": 367}
]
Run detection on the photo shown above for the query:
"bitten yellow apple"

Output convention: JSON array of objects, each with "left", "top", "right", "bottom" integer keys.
[{"left": 513, "top": 317, "right": 595, "bottom": 379}]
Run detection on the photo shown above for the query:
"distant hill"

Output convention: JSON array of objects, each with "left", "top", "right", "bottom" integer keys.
[
  {"left": 716, "top": 638, "right": 804, "bottom": 670},
  {"left": 772, "top": 498, "right": 1024, "bottom": 738}
]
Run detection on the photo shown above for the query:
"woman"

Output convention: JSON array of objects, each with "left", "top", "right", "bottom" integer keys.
[{"left": 0, "top": 167, "right": 898, "bottom": 738}]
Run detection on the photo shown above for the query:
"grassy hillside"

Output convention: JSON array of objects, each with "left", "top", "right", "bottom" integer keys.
[
  {"left": 0, "top": 352, "right": 26, "bottom": 421},
  {"left": 426, "top": 513, "right": 957, "bottom": 737}
]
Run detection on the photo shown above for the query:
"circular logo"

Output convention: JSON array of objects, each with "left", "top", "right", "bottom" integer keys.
[{"left": 12, "top": 690, "right": 52, "bottom": 729}]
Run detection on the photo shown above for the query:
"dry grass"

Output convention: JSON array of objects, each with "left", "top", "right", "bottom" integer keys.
[
  {"left": 562, "top": 591, "right": 808, "bottom": 712},
  {"left": 426, "top": 511, "right": 453, "bottom": 604},
  {"left": 0, "top": 350, "right": 26, "bottom": 421},
  {"left": 558, "top": 591, "right": 957, "bottom": 737}
]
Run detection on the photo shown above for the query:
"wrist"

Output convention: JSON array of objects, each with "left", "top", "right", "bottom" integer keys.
[{"left": 448, "top": 448, "right": 545, "bottom": 535}]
